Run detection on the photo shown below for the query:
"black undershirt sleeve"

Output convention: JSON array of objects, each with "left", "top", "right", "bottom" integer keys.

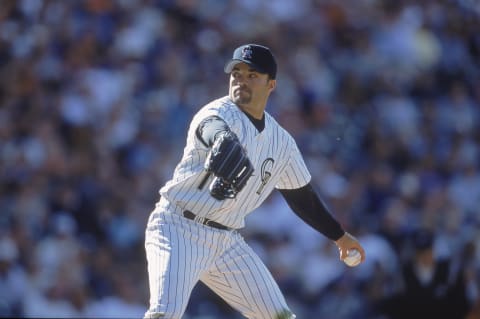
[{"left": 279, "top": 183, "right": 345, "bottom": 241}]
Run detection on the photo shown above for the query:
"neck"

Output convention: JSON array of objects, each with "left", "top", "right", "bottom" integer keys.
[
  {"left": 235, "top": 101, "right": 266, "bottom": 119},
  {"left": 240, "top": 107, "right": 264, "bottom": 119},
  {"left": 241, "top": 108, "right": 265, "bottom": 132}
]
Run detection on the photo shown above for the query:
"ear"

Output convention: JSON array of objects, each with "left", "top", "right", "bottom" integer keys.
[{"left": 269, "top": 79, "right": 277, "bottom": 92}]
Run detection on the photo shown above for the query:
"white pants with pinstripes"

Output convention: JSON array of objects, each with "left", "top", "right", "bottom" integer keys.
[{"left": 144, "top": 208, "right": 295, "bottom": 319}]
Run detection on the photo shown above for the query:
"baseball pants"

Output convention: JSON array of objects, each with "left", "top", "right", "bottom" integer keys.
[{"left": 144, "top": 209, "right": 295, "bottom": 319}]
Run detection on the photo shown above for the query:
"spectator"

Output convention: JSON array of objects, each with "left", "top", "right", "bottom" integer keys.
[
  {"left": 0, "top": 236, "right": 27, "bottom": 317},
  {"left": 379, "top": 228, "right": 472, "bottom": 319}
]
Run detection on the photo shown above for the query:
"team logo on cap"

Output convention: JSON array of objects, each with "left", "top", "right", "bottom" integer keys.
[{"left": 242, "top": 46, "right": 253, "bottom": 59}]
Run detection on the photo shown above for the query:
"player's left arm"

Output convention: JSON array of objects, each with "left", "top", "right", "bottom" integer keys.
[
  {"left": 279, "top": 183, "right": 366, "bottom": 264},
  {"left": 195, "top": 115, "right": 254, "bottom": 200},
  {"left": 195, "top": 115, "right": 230, "bottom": 147}
]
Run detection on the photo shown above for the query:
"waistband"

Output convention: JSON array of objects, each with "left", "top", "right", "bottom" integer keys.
[
  {"left": 156, "top": 197, "right": 233, "bottom": 231},
  {"left": 182, "top": 210, "right": 232, "bottom": 231}
]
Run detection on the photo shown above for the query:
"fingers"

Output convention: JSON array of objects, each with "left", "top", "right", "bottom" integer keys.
[
  {"left": 338, "top": 246, "right": 348, "bottom": 260},
  {"left": 335, "top": 232, "right": 366, "bottom": 263}
]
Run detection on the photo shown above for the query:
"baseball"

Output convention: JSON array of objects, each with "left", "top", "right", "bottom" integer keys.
[{"left": 344, "top": 249, "right": 361, "bottom": 267}]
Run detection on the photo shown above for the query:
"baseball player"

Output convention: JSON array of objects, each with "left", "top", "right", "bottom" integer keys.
[{"left": 144, "top": 44, "right": 366, "bottom": 319}]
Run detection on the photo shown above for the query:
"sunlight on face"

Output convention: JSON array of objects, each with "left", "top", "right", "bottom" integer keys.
[{"left": 228, "top": 63, "right": 274, "bottom": 107}]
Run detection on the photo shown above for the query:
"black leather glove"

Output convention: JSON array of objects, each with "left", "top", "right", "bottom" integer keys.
[{"left": 204, "top": 131, "right": 254, "bottom": 200}]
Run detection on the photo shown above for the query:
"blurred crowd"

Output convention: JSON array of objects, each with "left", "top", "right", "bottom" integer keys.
[{"left": 0, "top": 0, "right": 479, "bottom": 318}]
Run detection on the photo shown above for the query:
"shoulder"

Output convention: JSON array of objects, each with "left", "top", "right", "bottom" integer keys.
[
  {"left": 194, "top": 96, "right": 240, "bottom": 122},
  {"left": 188, "top": 97, "right": 245, "bottom": 140}
]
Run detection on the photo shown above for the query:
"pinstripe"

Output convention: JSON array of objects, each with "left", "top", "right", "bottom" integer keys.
[
  {"left": 200, "top": 232, "right": 290, "bottom": 319},
  {"left": 210, "top": 260, "right": 250, "bottom": 305},
  {"left": 232, "top": 247, "right": 271, "bottom": 315},
  {"left": 215, "top": 257, "right": 258, "bottom": 313},
  {"left": 163, "top": 212, "right": 178, "bottom": 317},
  {"left": 145, "top": 212, "right": 212, "bottom": 318},
  {"left": 162, "top": 216, "right": 171, "bottom": 310},
  {"left": 236, "top": 243, "right": 282, "bottom": 316},
  {"left": 179, "top": 219, "right": 188, "bottom": 316},
  {"left": 204, "top": 245, "right": 260, "bottom": 316},
  {"left": 172, "top": 215, "right": 181, "bottom": 316}
]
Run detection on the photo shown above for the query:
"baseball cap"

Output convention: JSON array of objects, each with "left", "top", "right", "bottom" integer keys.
[{"left": 224, "top": 44, "right": 277, "bottom": 79}]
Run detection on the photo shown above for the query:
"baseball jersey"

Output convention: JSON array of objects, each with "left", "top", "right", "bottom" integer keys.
[{"left": 158, "top": 96, "right": 311, "bottom": 229}]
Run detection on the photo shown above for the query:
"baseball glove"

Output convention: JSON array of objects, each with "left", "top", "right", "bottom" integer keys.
[{"left": 204, "top": 131, "right": 254, "bottom": 200}]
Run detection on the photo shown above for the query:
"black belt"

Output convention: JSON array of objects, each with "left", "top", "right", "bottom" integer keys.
[{"left": 183, "top": 210, "right": 232, "bottom": 231}]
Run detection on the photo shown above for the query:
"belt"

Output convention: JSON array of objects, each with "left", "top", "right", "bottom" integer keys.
[{"left": 183, "top": 210, "right": 232, "bottom": 231}]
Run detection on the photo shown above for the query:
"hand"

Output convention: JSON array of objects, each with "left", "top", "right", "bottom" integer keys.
[
  {"left": 335, "top": 232, "right": 366, "bottom": 266},
  {"left": 204, "top": 131, "right": 254, "bottom": 200}
]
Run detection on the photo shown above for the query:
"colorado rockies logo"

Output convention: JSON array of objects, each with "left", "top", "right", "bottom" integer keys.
[
  {"left": 256, "top": 158, "right": 274, "bottom": 195},
  {"left": 242, "top": 46, "right": 253, "bottom": 59}
]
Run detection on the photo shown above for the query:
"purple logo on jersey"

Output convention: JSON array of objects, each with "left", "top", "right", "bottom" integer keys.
[{"left": 242, "top": 46, "right": 253, "bottom": 59}]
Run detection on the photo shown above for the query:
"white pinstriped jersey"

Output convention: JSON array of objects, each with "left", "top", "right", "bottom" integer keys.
[{"left": 158, "top": 96, "right": 311, "bottom": 229}]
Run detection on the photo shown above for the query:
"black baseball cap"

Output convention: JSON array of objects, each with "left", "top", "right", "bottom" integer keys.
[{"left": 224, "top": 44, "right": 277, "bottom": 79}]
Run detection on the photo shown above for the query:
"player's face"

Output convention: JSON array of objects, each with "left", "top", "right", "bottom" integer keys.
[{"left": 228, "top": 63, "right": 275, "bottom": 113}]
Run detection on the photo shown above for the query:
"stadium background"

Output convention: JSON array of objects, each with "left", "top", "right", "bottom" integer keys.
[{"left": 0, "top": 0, "right": 479, "bottom": 318}]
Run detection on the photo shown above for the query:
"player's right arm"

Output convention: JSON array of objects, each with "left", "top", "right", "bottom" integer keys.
[
  {"left": 279, "top": 184, "right": 365, "bottom": 263},
  {"left": 278, "top": 184, "right": 345, "bottom": 241},
  {"left": 279, "top": 183, "right": 365, "bottom": 261},
  {"left": 276, "top": 136, "right": 365, "bottom": 265}
]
